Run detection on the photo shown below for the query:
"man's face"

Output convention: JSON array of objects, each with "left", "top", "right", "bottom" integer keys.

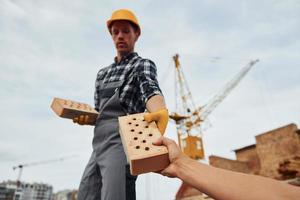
[{"left": 111, "top": 20, "right": 140, "bottom": 56}]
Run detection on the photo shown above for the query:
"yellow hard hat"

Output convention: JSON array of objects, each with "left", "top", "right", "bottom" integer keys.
[{"left": 107, "top": 9, "right": 141, "bottom": 34}]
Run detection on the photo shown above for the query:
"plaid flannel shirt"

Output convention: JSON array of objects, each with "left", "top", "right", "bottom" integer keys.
[{"left": 94, "top": 52, "right": 163, "bottom": 114}]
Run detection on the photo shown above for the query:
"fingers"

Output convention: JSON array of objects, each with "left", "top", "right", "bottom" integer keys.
[
  {"left": 73, "top": 117, "right": 79, "bottom": 123},
  {"left": 79, "top": 115, "right": 84, "bottom": 123},
  {"left": 152, "top": 136, "right": 163, "bottom": 145},
  {"left": 157, "top": 109, "right": 169, "bottom": 135},
  {"left": 73, "top": 115, "right": 89, "bottom": 125},
  {"left": 144, "top": 112, "right": 159, "bottom": 122},
  {"left": 80, "top": 115, "right": 89, "bottom": 124},
  {"left": 85, "top": 115, "right": 89, "bottom": 123},
  {"left": 153, "top": 137, "right": 180, "bottom": 178},
  {"left": 160, "top": 137, "right": 176, "bottom": 149},
  {"left": 154, "top": 166, "right": 175, "bottom": 178},
  {"left": 161, "top": 169, "right": 173, "bottom": 178},
  {"left": 144, "top": 113, "right": 151, "bottom": 122},
  {"left": 153, "top": 136, "right": 177, "bottom": 150},
  {"left": 161, "top": 166, "right": 177, "bottom": 178},
  {"left": 144, "top": 109, "right": 169, "bottom": 135},
  {"left": 157, "top": 120, "right": 167, "bottom": 135}
]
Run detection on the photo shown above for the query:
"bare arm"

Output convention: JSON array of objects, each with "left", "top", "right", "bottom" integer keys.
[
  {"left": 146, "top": 95, "right": 166, "bottom": 112},
  {"left": 154, "top": 137, "right": 300, "bottom": 200},
  {"left": 176, "top": 157, "right": 300, "bottom": 200}
]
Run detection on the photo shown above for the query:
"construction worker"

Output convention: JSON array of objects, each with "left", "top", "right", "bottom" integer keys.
[
  {"left": 154, "top": 136, "right": 300, "bottom": 200},
  {"left": 73, "top": 9, "right": 168, "bottom": 200}
]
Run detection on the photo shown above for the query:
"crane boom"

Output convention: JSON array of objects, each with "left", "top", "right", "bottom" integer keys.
[
  {"left": 199, "top": 59, "right": 259, "bottom": 122},
  {"left": 12, "top": 155, "right": 77, "bottom": 182},
  {"left": 170, "top": 55, "right": 259, "bottom": 160}
]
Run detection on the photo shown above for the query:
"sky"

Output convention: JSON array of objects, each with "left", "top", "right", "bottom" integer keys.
[{"left": 1, "top": 0, "right": 299, "bottom": 199}]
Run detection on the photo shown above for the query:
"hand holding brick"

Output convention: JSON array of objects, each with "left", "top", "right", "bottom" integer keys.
[
  {"left": 118, "top": 113, "right": 170, "bottom": 175},
  {"left": 51, "top": 97, "right": 99, "bottom": 125}
]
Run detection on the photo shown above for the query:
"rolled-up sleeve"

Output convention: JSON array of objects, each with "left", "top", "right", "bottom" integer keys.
[{"left": 136, "top": 59, "right": 163, "bottom": 104}]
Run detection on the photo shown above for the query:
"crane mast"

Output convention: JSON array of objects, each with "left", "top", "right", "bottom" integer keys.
[
  {"left": 170, "top": 54, "right": 259, "bottom": 160},
  {"left": 172, "top": 54, "right": 205, "bottom": 159}
]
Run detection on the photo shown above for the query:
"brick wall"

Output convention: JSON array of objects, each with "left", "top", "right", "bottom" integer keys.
[
  {"left": 235, "top": 145, "right": 260, "bottom": 174},
  {"left": 209, "top": 155, "right": 253, "bottom": 174},
  {"left": 255, "top": 123, "right": 300, "bottom": 178}
]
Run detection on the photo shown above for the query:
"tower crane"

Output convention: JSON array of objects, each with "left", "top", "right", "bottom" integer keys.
[
  {"left": 12, "top": 155, "right": 77, "bottom": 183},
  {"left": 170, "top": 54, "right": 259, "bottom": 160}
]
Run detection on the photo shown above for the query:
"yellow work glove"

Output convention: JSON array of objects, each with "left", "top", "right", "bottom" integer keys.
[
  {"left": 144, "top": 108, "right": 169, "bottom": 135},
  {"left": 73, "top": 115, "right": 94, "bottom": 125}
]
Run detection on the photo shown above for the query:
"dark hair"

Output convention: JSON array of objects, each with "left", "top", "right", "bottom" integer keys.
[
  {"left": 128, "top": 21, "right": 139, "bottom": 33},
  {"left": 109, "top": 20, "right": 140, "bottom": 34}
]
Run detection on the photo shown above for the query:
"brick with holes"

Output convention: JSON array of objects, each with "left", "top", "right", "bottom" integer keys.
[
  {"left": 118, "top": 113, "right": 170, "bottom": 175},
  {"left": 51, "top": 97, "right": 99, "bottom": 124}
]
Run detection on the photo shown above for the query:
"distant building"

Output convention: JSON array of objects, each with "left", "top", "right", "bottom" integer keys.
[
  {"left": 0, "top": 181, "right": 53, "bottom": 200},
  {"left": 53, "top": 190, "right": 77, "bottom": 200},
  {"left": 0, "top": 185, "right": 15, "bottom": 200},
  {"left": 19, "top": 182, "right": 52, "bottom": 200}
]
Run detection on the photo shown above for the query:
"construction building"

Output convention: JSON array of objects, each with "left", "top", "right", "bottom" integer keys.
[
  {"left": 52, "top": 189, "right": 78, "bottom": 200},
  {"left": 209, "top": 123, "right": 300, "bottom": 184},
  {"left": 0, "top": 180, "right": 53, "bottom": 200},
  {"left": 0, "top": 185, "right": 15, "bottom": 200}
]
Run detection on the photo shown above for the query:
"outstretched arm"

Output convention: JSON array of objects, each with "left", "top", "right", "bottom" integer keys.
[
  {"left": 154, "top": 136, "right": 300, "bottom": 200},
  {"left": 136, "top": 59, "right": 168, "bottom": 135}
]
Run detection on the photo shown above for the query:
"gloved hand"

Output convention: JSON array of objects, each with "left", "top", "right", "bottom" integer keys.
[
  {"left": 144, "top": 108, "right": 169, "bottom": 135},
  {"left": 73, "top": 115, "right": 95, "bottom": 125}
]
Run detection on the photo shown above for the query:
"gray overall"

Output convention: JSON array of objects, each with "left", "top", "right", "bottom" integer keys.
[{"left": 77, "top": 78, "right": 137, "bottom": 200}]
